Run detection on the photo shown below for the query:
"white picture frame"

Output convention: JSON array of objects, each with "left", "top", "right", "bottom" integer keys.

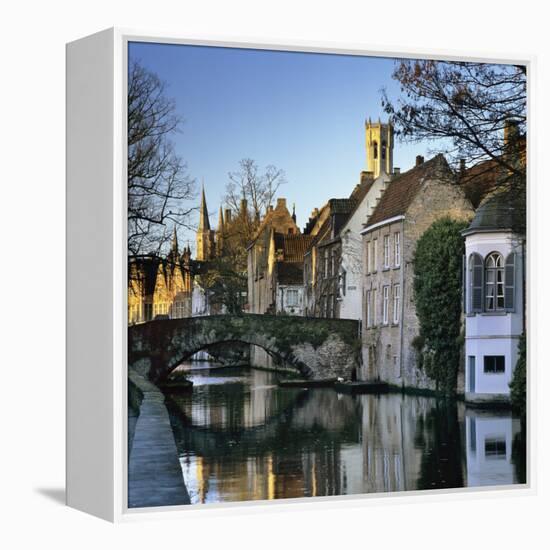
[{"left": 66, "top": 27, "right": 535, "bottom": 522}]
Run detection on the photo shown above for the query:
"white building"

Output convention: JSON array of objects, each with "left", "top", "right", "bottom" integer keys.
[
  {"left": 338, "top": 120, "right": 395, "bottom": 320},
  {"left": 463, "top": 186, "right": 525, "bottom": 404},
  {"left": 339, "top": 173, "right": 391, "bottom": 320}
]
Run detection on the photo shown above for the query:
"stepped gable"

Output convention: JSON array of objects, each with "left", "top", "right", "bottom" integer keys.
[
  {"left": 364, "top": 154, "right": 453, "bottom": 230},
  {"left": 345, "top": 176, "right": 377, "bottom": 220}
]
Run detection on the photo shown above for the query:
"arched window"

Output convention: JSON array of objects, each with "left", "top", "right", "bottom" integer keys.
[
  {"left": 485, "top": 252, "right": 505, "bottom": 311},
  {"left": 372, "top": 141, "right": 378, "bottom": 159},
  {"left": 469, "top": 253, "right": 484, "bottom": 313}
]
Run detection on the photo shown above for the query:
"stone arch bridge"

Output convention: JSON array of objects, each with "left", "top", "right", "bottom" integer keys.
[{"left": 128, "top": 314, "right": 361, "bottom": 383}]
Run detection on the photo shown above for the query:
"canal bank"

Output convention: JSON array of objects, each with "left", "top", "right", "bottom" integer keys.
[{"left": 128, "top": 369, "right": 190, "bottom": 508}]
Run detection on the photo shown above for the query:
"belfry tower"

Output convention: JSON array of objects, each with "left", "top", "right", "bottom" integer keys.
[
  {"left": 196, "top": 185, "right": 215, "bottom": 261},
  {"left": 366, "top": 119, "right": 394, "bottom": 178}
]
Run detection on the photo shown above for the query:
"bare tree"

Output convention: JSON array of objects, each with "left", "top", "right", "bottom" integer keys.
[
  {"left": 225, "top": 158, "right": 286, "bottom": 221},
  {"left": 127, "top": 61, "right": 196, "bottom": 258},
  {"left": 381, "top": 60, "right": 526, "bottom": 184}
]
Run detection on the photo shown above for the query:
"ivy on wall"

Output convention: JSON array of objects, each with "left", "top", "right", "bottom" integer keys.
[
  {"left": 510, "top": 333, "right": 526, "bottom": 415},
  {"left": 413, "top": 217, "right": 468, "bottom": 394}
]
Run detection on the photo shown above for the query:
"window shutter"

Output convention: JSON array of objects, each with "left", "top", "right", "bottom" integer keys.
[
  {"left": 462, "top": 255, "right": 466, "bottom": 313},
  {"left": 505, "top": 253, "right": 516, "bottom": 311},
  {"left": 471, "top": 253, "right": 483, "bottom": 313}
]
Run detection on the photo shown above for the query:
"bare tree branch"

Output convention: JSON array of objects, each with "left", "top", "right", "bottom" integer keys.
[{"left": 127, "top": 60, "right": 196, "bottom": 258}]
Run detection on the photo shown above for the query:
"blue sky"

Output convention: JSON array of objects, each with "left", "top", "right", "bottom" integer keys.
[{"left": 129, "top": 42, "right": 432, "bottom": 252}]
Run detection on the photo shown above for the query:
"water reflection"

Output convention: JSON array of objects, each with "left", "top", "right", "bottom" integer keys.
[
  {"left": 465, "top": 411, "right": 522, "bottom": 487},
  {"left": 164, "top": 364, "right": 525, "bottom": 505}
]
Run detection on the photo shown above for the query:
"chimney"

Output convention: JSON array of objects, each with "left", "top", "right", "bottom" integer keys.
[
  {"left": 504, "top": 119, "right": 521, "bottom": 155},
  {"left": 393, "top": 167, "right": 401, "bottom": 176},
  {"left": 225, "top": 209, "right": 232, "bottom": 223},
  {"left": 416, "top": 155, "right": 424, "bottom": 166},
  {"left": 360, "top": 170, "right": 374, "bottom": 185},
  {"left": 459, "top": 158, "right": 466, "bottom": 175},
  {"left": 276, "top": 198, "right": 287, "bottom": 209},
  {"left": 240, "top": 198, "right": 248, "bottom": 213}
]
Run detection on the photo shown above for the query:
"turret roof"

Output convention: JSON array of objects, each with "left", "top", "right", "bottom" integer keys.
[{"left": 463, "top": 185, "right": 525, "bottom": 236}]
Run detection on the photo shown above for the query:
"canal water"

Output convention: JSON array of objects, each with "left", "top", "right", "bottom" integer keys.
[{"left": 164, "top": 363, "right": 526, "bottom": 505}]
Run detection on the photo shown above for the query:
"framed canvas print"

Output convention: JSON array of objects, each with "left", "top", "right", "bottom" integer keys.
[{"left": 66, "top": 28, "right": 533, "bottom": 522}]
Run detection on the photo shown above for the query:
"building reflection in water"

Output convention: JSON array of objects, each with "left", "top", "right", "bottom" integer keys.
[
  {"left": 164, "top": 364, "right": 525, "bottom": 505},
  {"left": 465, "top": 411, "right": 522, "bottom": 487}
]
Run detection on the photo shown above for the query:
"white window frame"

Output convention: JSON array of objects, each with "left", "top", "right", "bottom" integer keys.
[
  {"left": 286, "top": 289, "right": 298, "bottom": 307},
  {"left": 382, "top": 285, "right": 389, "bottom": 325},
  {"left": 372, "top": 238, "right": 378, "bottom": 272},
  {"left": 366, "top": 289, "right": 372, "bottom": 327},
  {"left": 366, "top": 241, "right": 371, "bottom": 273},
  {"left": 372, "top": 288, "right": 377, "bottom": 326},
  {"left": 383, "top": 235, "right": 390, "bottom": 268},
  {"left": 485, "top": 252, "right": 505, "bottom": 311},
  {"left": 393, "top": 284, "right": 400, "bottom": 324},
  {"left": 394, "top": 232, "right": 401, "bottom": 267}
]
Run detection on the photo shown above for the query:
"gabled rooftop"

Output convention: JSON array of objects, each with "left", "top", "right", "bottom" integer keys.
[{"left": 364, "top": 154, "right": 453, "bottom": 230}]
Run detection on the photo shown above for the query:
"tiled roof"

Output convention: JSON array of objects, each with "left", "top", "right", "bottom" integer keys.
[
  {"left": 281, "top": 234, "right": 314, "bottom": 261},
  {"left": 273, "top": 232, "right": 314, "bottom": 261},
  {"left": 365, "top": 154, "right": 453, "bottom": 229},
  {"left": 327, "top": 198, "right": 354, "bottom": 215},
  {"left": 459, "top": 159, "right": 500, "bottom": 209},
  {"left": 459, "top": 135, "right": 526, "bottom": 209}
]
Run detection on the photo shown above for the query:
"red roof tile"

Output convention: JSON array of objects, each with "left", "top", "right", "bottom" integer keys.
[{"left": 365, "top": 154, "right": 454, "bottom": 229}]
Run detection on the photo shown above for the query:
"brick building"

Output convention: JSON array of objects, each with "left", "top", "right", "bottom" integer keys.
[{"left": 360, "top": 154, "right": 474, "bottom": 387}]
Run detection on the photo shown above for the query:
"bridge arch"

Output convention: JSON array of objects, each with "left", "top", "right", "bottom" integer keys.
[{"left": 128, "top": 314, "right": 361, "bottom": 384}]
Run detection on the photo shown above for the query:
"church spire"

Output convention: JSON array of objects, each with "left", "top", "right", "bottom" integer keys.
[
  {"left": 196, "top": 183, "right": 214, "bottom": 261},
  {"left": 198, "top": 184, "right": 211, "bottom": 231},
  {"left": 170, "top": 225, "right": 179, "bottom": 255}
]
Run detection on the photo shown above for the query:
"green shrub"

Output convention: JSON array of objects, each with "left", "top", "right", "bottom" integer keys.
[
  {"left": 510, "top": 333, "right": 526, "bottom": 415},
  {"left": 413, "top": 217, "right": 469, "bottom": 394}
]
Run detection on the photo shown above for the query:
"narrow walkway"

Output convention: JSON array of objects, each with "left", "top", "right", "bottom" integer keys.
[{"left": 128, "top": 370, "right": 190, "bottom": 508}]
